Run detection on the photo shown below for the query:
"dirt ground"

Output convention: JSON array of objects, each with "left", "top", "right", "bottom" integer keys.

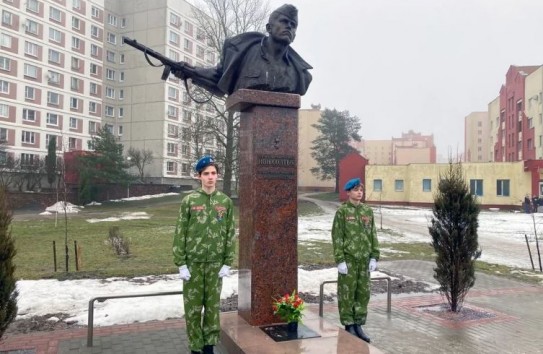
[{"left": 4, "top": 270, "right": 436, "bottom": 336}]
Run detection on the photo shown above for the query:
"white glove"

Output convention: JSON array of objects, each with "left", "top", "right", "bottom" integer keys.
[
  {"left": 179, "top": 265, "right": 191, "bottom": 281},
  {"left": 218, "top": 265, "right": 231, "bottom": 278},
  {"left": 337, "top": 262, "right": 348, "bottom": 275},
  {"left": 369, "top": 258, "right": 377, "bottom": 272}
]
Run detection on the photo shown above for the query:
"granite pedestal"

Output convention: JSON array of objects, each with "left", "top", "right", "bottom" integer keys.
[{"left": 227, "top": 89, "right": 300, "bottom": 326}]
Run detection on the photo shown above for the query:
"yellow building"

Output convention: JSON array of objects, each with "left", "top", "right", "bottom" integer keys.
[
  {"left": 363, "top": 161, "right": 530, "bottom": 209},
  {"left": 464, "top": 112, "right": 491, "bottom": 162}
]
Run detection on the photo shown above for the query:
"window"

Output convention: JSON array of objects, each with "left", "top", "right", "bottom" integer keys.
[
  {"left": 46, "top": 113, "right": 58, "bottom": 125},
  {"left": 118, "top": 125, "right": 123, "bottom": 135},
  {"left": 107, "top": 14, "right": 117, "bottom": 27},
  {"left": 0, "top": 104, "right": 8, "bottom": 117},
  {"left": 71, "top": 77, "right": 80, "bottom": 91},
  {"left": 105, "top": 106, "right": 114, "bottom": 117},
  {"left": 90, "top": 63, "right": 98, "bottom": 75},
  {"left": 106, "top": 50, "right": 115, "bottom": 63},
  {"left": 24, "top": 41, "right": 39, "bottom": 57},
  {"left": 91, "top": 44, "right": 99, "bottom": 57},
  {"left": 470, "top": 179, "right": 483, "bottom": 196},
  {"left": 121, "top": 18, "right": 126, "bottom": 28},
  {"left": 105, "top": 87, "right": 115, "bottom": 98},
  {"left": 69, "top": 117, "right": 78, "bottom": 128},
  {"left": 0, "top": 57, "right": 10, "bottom": 71},
  {"left": 89, "top": 121, "right": 97, "bottom": 134},
  {"left": 118, "top": 107, "right": 124, "bottom": 117},
  {"left": 170, "top": 13, "right": 180, "bottom": 26},
  {"left": 20, "top": 153, "right": 37, "bottom": 165},
  {"left": 89, "top": 101, "right": 97, "bottom": 113},
  {"left": 1, "top": 33, "right": 13, "bottom": 48},
  {"left": 182, "top": 163, "right": 189, "bottom": 174},
  {"left": 168, "top": 105, "right": 177, "bottom": 117},
  {"left": 48, "top": 92, "right": 60, "bottom": 105},
  {"left": 24, "top": 63, "right": 38, "bottom": 78},
  {"left": 120, "top": 54, "right": 125, "bottom": 64},
  {"left": 2, "top": 11, "right": 13, "bottom": 26},
  {"left": 70, "top": 97, "right": 78, "bottom": 109},
  {"left": 72, "top": 17, "right": 80, "bottom": 30},
  {"left": 69, "top": 137, "right": 77, "bottom": 149},
  {"left": 183, "top": 92, "right": 190, "bottom": 104},
  {"left": 72, "top": 37, "right": 81, "bottom": 49},
  {"left": 168, "top": 87, "right": 178, "bottom": 99},
  {"left": 422, "top": 179, "right": 432, "bottom": 192},
  {"left": 169, "top": 31, "right": 179, "bottom": 44},
  {"left": 373, "top": 179, "right": 382, "bottom": 192},
  {"left": 394, "top": 179, "right": 404, "bottom": 192},
  {"left": 25, "top": 19, "right": 39, "bottom": 35},
  {"left": 49, "top": 28, "right": 62, "bottom": 42},
  {"left": 50, "top": 7, "right": 62, "bottom": 22},
  {"left": 91, "top": 25, "right": 99, "bottom": 38},
  {"left": 119, "top": 72, "right": 125, "bottom": 81},
  {"left": 184, "top": 39, "right": 192, "bottom": 52},
  {"left": 168, "top": 124, "right": 178, "bottom": 137},
  {"left": 27, "top": 0, "right": 39, "bottom": 13},
  {"left": 185, "top": 21, "right": 193, "bottom": 35},
  {"left": 0, "top": 80, "right": 9, "bottom": 93},
  {"left": 106, "top": 69, "right": 115, "bottom": 80},
  {"left": 0, "top": 128, "right": 7, "bottom": 142},
  {"left": 497, "top": 179, "right": 510, "bottom": 196},
  {"left": 45, "top": 134, "right": 57, "bottom": 147},
  {"left": 167, "top": 142, "right": 176, "bottom": 154},
  {"left": 91, "top": 6, "right": 100, "bottom": 18},
  {"left": 182, "top": 145, "right": 189, "bottom": 156},
  {"left": 48, "top": 71, "right": 60, "bottom": 84},
  {"left": 119, "top": 89, "right": 124, "bottom": 99},
  {"left": 25, "top": 86, "right": 35, "bottom": 100},
  {"left": 167, "top": 161, "right": 176, "bottom": 173},
  {"left": 90, "top": 82, "right": 98, "bottom": 95},
  {"left": 21, "top": 131, "right": 35, "bottom": 144},
  {"left": 183, "top": 109, "right": 191, "bottom": 122},
  {"left": 71, "top": 57, "right": 80, "bottom": 70},
  {"left": 48, "top": 49, "right": 61, "bottom": 63},
  {"left": 197, "top": 28, "right": 206, "bottom": 41},
  {"left": 107, "top": 32, "right": 116, "bottom": 44},
  {"left": 23, "top": 109, "right": 36, "bottom": 121},
  {"left": 196, "top": 46, "right": 204, "bottom": 59}
]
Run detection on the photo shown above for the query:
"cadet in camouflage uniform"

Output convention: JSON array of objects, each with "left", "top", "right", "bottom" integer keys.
[
  {"left": 331, "top": 178, "right": 380, "bottom": 343},
  {"left": 173, "top": 156, "right": 235, "bottom": 354}
]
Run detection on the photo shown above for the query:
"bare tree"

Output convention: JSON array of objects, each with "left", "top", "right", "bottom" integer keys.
[
  {"left": 126, "top": 147, "right": 154, "bottom": 181},
  {"left": 190, "top": 0, "right": 270, "bottom": 196}
]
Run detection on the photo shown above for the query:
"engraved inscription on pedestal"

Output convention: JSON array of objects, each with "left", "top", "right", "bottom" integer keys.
[{"left": 257, "top": 155, "right": 296, "bottom": 180}]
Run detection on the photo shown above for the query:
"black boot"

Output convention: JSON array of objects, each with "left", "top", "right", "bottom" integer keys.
[
  {"left": 344, "top": 324, "right": 358, "bottom": 337},
  {"left": 203, "top": 345, "right": 215, "bottom": 354},
  {"left": 354, "top": 324, "right": 371, "bottom": 343}
]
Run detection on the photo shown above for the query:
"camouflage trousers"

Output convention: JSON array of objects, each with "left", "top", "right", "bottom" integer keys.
[
  {"left": 337, "top": 258, "right": 371, "bottom": 325},
  {"left": 183, "top": 262, "right": 222, "bottom": 352}
]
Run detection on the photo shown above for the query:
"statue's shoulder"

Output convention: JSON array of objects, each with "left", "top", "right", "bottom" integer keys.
[{"left": 225, "top": 32, "right": 265, "bottom": 48}]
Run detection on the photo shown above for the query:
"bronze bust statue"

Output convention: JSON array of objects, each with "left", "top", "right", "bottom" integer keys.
[{"left": 172, "top": 4, "right": 312, "bottom": 96}]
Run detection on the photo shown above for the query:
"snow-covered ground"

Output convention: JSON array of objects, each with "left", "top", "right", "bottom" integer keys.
[{"left": 13, "top": 194, "right": 543, "bottom": 327}]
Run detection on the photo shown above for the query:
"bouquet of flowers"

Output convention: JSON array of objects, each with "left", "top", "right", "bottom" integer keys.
[{"left": 272, "top": 290, "right": 305, "bottom": 323}]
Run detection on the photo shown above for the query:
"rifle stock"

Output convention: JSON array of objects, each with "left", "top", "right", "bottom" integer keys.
[{"left": 122, "top": 36, "right": 186, "bottom": 80}]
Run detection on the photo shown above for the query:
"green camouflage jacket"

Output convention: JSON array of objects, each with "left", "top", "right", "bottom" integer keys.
[
  {"left": 331, "top": 201, "right": 380, "bottom": 264},
  {"left": 173, "top": 188, "right": 235, "bottom": 266}
]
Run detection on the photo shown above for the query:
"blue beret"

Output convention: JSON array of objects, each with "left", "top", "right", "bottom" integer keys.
[
  {"left": 195, "top": 155, "right": 215, "bottom": 173},
  {"left": 344, "top": 178, "right": 362, "bottom": 191}
]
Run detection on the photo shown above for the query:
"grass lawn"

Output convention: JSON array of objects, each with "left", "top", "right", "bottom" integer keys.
[{"left": 10, "top": 193, "right": 542, "bottom": 284}]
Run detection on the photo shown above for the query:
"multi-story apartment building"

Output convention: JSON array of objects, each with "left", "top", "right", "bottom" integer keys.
[
  {"left": 0, "top": 0, "right": 221, "bottom": 185},
  {"left": 1, "top": 0, "right": 105, "bottom": 167},
  {"left": 464, "top": 112, "right": 490, "bottom": 162},
  {"left": 350, "top": 131, "right": 436, "bottom": 165},
  {"left": 494, "top": 65, "right": 540, "bottom": 162}
]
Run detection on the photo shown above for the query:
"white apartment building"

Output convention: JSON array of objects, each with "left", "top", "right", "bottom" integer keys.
[{"left": 1, "top": 0, "right": 222, "bottom": 185}]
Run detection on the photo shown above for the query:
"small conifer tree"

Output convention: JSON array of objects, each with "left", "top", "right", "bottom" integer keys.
[
  {"left": 0, "top": 187, "right": 18, "bottom": 338},
  {"left": 429, "top": 162, "right": 480, "bottom": 312}
]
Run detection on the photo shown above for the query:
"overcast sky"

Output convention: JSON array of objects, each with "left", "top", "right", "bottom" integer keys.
[{"left": 267, "top": 0, "right": 543, "bottom": 157}]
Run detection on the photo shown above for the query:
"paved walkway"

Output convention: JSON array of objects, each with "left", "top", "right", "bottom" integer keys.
[{"left": 1, "top": 260, "right": 542, "bottom": 354}]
